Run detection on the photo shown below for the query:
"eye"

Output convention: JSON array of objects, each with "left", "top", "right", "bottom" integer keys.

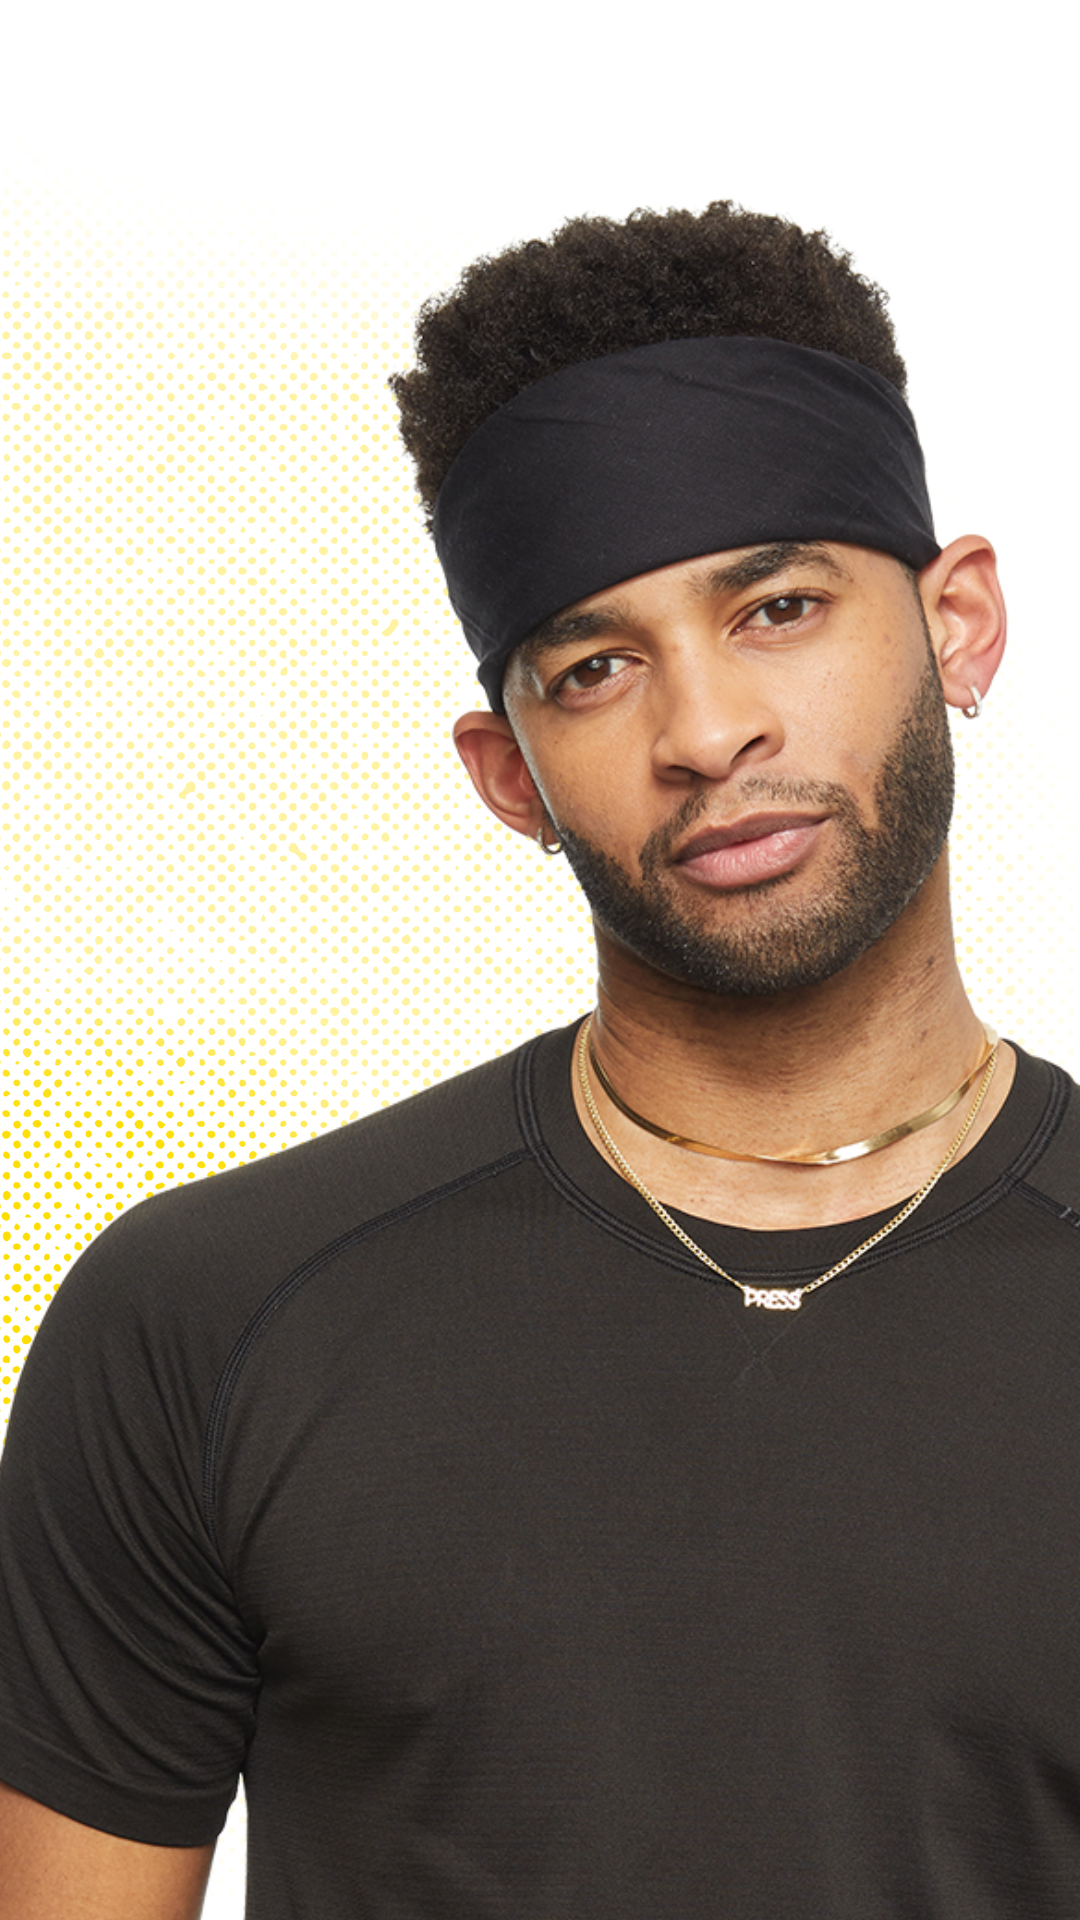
[
  {"left": 741, "top": 594, "right": 818, "bottom": 630},
  {"left": 552, "top": 653, "right": 632, "bottom": 698}
]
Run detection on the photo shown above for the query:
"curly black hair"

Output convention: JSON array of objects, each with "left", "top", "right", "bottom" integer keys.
[{"left": 391, "top": 202, "right": 907, "bottom": 525}]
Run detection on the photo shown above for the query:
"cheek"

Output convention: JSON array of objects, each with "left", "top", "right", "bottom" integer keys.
[
  {"left": 510, "top": 708, "right": 644, "bottom": 839},
  {"left": 549, "top": 761, "right": 644, "bottom": 842},
  {"left": 803, "top": 630, "right": 916, "bottom": 779}
]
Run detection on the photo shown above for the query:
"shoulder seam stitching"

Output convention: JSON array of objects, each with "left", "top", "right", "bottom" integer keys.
[
  {"left": 1015, "top": 1181, "right": 1080, "bottom": 1229},
  {"left": 200, "top": 1146, "right": 532, "bottom": 1541}
]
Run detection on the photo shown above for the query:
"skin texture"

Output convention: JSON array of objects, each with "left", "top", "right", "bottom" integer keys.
[
  {"left": 455, "top": 535, "right": 1010, "bottom": 1230},
  {"left": 0, "top": 1782, "right": 215, "bottom": 1920}
]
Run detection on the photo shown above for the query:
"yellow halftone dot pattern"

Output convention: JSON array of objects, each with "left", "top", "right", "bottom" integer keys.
[
  {"left": 2, "top": 192, "right": 1069, "bottom": 1420},
  {"left": 0, "top": 196, "right": 596, "bottom": 1415}
]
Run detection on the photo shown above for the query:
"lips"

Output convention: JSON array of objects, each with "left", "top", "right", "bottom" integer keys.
[{"left": 672, "top": 812, "right": 828, "bottom": 890}]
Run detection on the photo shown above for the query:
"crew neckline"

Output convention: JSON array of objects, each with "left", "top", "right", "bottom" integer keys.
[{"left": 516, "top": 1020, "right": 1070, "bottom": 1286}]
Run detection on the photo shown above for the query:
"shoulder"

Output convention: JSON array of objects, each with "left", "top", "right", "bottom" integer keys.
[
  {"left": 127, "top": 1033, "right": 532, "bottom": 1261},
  {"left": 1012, "top": 1046, "right": 1080, "bottom": 1217},
  {"left": 22, "top": 1037, "right": 542, "bottom": 1405}
]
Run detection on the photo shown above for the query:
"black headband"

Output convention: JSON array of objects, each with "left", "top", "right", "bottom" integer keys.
[{"left": 432, "top": 336, "right": 940, "bottom": 712}]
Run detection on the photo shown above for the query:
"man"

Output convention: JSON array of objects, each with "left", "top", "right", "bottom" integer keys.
[{"left": 0, "top": 201, "right": 1077, "bottom": 1919}]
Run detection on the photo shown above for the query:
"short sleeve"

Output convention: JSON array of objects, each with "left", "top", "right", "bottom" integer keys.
[{"left": 0, "top": 1206, "right": 260, "bottom": 1844}]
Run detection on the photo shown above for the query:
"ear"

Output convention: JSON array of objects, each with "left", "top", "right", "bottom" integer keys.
[
  {"left": 917, "top": 535, "right": 1006, "bottom": 712},
  {"left": 452, "top": 709, "right": 547, "bottom": 842}
]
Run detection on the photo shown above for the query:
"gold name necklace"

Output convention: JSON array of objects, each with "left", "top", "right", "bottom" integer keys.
[{"left": 576, "top": 1015, "right": 999, "bottom": 1311}]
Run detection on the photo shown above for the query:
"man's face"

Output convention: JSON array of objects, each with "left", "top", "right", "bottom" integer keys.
[{"left": 502, "top": 541, "right": 954, "bottom": 999}]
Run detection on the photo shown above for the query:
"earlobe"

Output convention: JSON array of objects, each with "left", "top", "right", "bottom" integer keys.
[
  {"left": 918, "top": 535, "right": 1007, "bottom": 714},
  {"left": 452, "top": 709, "right": 546, "bottom": 840}
]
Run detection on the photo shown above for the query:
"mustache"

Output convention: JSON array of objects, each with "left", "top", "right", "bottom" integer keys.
[{"left": 637, "top": 775, "right": 858, "bottom": 878}]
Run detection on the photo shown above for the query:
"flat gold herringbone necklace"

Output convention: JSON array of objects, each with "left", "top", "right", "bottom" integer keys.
[
  {"left": 587, "top": 1021, "right": 998, "bottom": 1164},
  {"left": 576, "top": 1016, "right": 999, "bottom": 1311}
]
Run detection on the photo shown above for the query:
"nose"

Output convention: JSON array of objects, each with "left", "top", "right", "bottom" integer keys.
[{"left": 649, "top": 649, "right": 785, "bottom": 785}]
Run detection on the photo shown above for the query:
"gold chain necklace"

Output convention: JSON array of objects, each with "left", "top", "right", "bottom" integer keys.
[
  {"left": 587, "top": 1022, "right": 998, "bottom": 1165},
  {"left": 576, "top": 1015, "right": 999, "bottom": 1311}
]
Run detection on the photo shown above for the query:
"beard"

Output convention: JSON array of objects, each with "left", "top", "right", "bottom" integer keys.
[{"left": 554, "top": 648, "right": 955, "bottom": 999}]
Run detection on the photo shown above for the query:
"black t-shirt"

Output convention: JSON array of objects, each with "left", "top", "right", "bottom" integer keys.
[{"left": 1, "top": 1023, "right": 1079, "bottom": 1918}]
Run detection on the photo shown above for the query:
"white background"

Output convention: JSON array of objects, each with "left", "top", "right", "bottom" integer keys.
[{"left": 1, "top": 1, "right": 1076, "bottom": 1911}]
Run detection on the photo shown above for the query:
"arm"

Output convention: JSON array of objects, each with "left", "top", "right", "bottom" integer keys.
[
  {"left": 0, "top": 1208, "right": 257, "bottom": 1887},
  {"left": 0, "top": 1782, "right": 215, "bottom": 1920}
]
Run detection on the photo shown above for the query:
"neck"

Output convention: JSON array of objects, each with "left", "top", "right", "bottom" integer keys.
[{"left": 581, "top": 856, "right": 1014, "bottom": 1230}]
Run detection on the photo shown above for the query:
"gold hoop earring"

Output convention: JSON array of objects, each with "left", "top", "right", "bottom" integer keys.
[
  {"left": 536, "top": 823, "right": 563, "bottom": 856},
  {"left": 961, "top": 686, "right": 983, "bottom": 720}
]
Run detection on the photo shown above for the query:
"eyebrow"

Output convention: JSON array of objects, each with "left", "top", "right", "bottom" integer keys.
[
  {"left": 516, "top": 541, "right": 851, "bottom": 669},
  {"left": 692, "top": 540, "right": 852, "bottom": 598}
]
